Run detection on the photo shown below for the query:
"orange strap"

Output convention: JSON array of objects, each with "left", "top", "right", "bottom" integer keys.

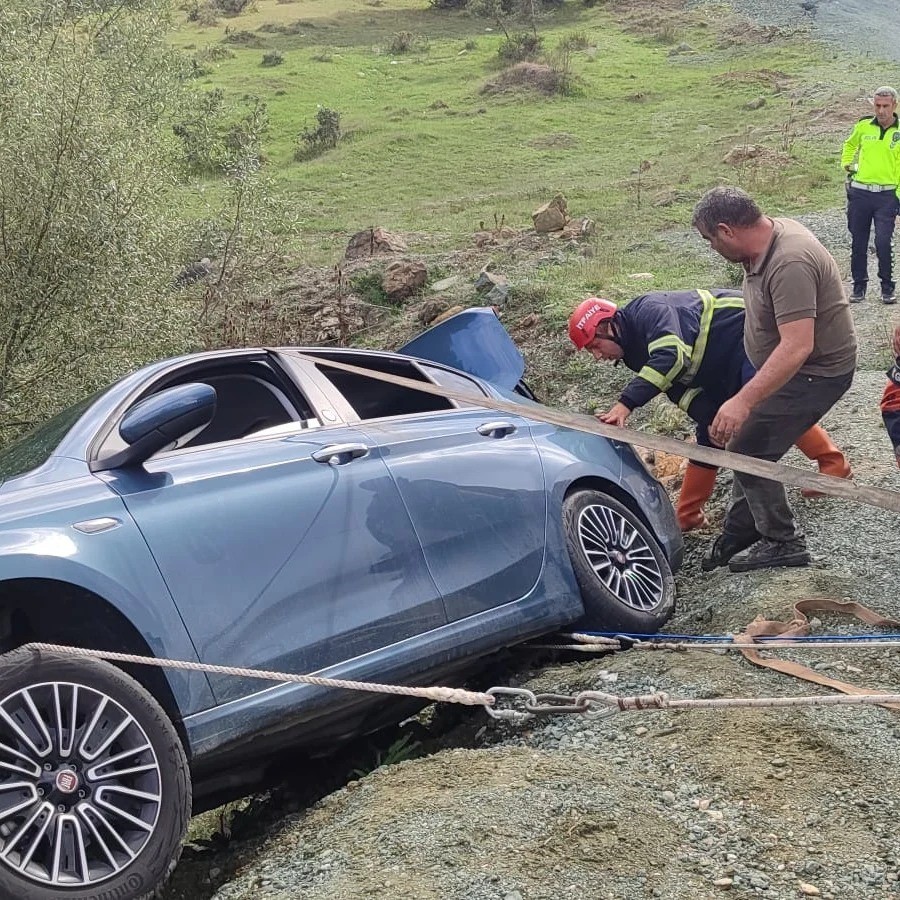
[{"left": 734, "top": 598, "right": 900, "bottom": 711}]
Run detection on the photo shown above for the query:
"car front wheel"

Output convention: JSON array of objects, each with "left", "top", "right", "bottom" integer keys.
[
  {"left": 563, "top": 489, "right": 675, "bottom": 633},
  {"left": 0, "top": 648, "right": 190, "bottom": 900}
]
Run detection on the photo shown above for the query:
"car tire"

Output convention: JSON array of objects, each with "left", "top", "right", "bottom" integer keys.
[
  {"left": 563, "top": 489, "right": 675, "bottom": 633},
  {"left": 0, "top": 647, "right": 190, "bottom": 900}
]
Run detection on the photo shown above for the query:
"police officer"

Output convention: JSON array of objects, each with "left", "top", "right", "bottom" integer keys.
[
  {"left": 841, "top": 85, "right": 900, "bottom": 304},
  {"left": 568, "top": 291, "right": 851, "bottom": 531}
]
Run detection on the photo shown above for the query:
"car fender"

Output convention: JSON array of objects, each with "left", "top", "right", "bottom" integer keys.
[{"left": 0, "top": 512, "right": 216, "bottom": 717}]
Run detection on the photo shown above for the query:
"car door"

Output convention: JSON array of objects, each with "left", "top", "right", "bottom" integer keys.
[
  {"left": 98, "top": 358, "right": 446, "bottom": 704},
  {"left": 307, "top": 353, "right": 547, "bottom": 621}
]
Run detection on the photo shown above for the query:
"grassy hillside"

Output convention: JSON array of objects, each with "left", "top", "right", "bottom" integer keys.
[
  {"left": 169, "top": 0, "right": 888, "bottom": 410},
  {"left": 173, "top": 0, "right": 866, "bottom": 262}
]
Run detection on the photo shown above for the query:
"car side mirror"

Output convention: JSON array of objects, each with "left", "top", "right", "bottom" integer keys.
[{"left": 95, "top": 383, "right": 217, "bottom": 471}]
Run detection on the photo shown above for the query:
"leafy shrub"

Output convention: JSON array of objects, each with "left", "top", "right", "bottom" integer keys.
[
  {"left": 350, "top": 271, "right": 389, "bottom": 307},
  {"left": 173, "top": 91, "right": 269, "bottom": 175},
  {"left": 216, "top": 0, "right": 255, "bottom": 14},
  {"left": 429, "top": 0, "right": 468, "bottom": 8},
  {"left": 559, "top": 30, "right": 590, "bottom": 51},
  {"left": 390, "top": 31, "right": 414, "bottom": 53},
  {"left": 294, "top": 106, "right": 342, "bottom": 161},
  {"left": 463, "top": 39, "right": 478, "bottom": 51},
  {"left": 261, "top": 50, "right": 284, "bottom": 67},
  {"left": 498, "top": 31, "right": 543, "bottom": 63}
]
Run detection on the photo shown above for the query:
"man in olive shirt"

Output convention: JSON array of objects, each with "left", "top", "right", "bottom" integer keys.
[{"left": 691, "top": 186, "right": 857, "bottom": 572}]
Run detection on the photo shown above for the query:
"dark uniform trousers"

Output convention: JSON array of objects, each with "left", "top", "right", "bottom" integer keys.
[
  {"left": 847, "top": 186, "right": 899, "bottom": 294},
  {"left": 724, "top": 371, "right": 854, "bottom": 543}
]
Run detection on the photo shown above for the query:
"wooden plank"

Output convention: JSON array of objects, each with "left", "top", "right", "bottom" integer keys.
[{"left": 295, "top": 353, "right": 900, "bottom": 516}]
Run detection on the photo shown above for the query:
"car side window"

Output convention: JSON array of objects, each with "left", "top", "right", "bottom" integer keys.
[
  {"left": 177, "top": 373, "right": 299, "bottom": 447},
  {"left": 99, "top": 359, "right": 318, "bottom": 461},
  {"left": 419, "top": 364, "right": 486, "bottom": 403},
  {"left": 314, "top": 355, "right": 455, "bottom": 421}
]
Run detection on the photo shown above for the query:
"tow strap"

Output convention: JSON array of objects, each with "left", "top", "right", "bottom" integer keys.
[{"left": 734, "top": 598, "right": 900, "bottom": 711}]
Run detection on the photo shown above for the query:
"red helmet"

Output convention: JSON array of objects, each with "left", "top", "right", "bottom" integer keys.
[{"left": 568, "top": 297, "right": 618, "bottom": 350}]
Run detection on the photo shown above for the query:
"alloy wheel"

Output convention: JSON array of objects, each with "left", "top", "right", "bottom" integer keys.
[
  {"left": 577, "top": 503, "right": 666, "bottom": 611},
  {"left": 0, "top": 680, "right": 162, "bottom": 887}
]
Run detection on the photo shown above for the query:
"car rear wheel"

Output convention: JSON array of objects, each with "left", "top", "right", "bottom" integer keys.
[
  {"left": 563, "top": 489, "right": 675, "bottom": 633},
  {"left": 0, "top": 648, "right": 190, "bottom": 900}
]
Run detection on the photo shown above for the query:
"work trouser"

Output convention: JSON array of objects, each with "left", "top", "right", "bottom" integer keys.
[
  {"left": 847, "top": 186, "right": 899, "bottom": 294},
  {"left": 723, "top": 370, "right": 854, "bottom": 543}
]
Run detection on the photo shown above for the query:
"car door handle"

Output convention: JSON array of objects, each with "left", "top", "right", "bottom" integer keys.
[
  {"left": 477, "top": 421, "right": 517, "bottom": 439},
  {"left": 312, "top": 443, "right": 370, "bottom": 465}
]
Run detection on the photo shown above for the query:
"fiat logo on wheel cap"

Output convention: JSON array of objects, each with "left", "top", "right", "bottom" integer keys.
[{"left": 55, "top": 770, "right": 78, "bottom": 794}]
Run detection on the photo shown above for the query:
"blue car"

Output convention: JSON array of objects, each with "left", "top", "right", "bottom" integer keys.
[{"left": 0, "top": 308, "right": 681, "bottom": 899}]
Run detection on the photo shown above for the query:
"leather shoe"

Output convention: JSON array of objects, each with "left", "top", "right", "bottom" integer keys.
[
  {"left": 728, "top": 537, "right": 811, "bottom": 572},
  {"left": 701, "top": 532, "right": 760, "bottom": 571}
]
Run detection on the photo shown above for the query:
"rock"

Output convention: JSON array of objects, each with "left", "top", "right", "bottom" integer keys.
[
  {"left": 474, "top": 269, "right": 508, "bottom": 293},
  {"left": 723, "top": 144, "right": 763, "bottom": 165},
  {"left": 560, "top": 217, "right": 595, "bottom": 240},
  {"left": 532, "top": 193, "right": 569, "bottom": 233},
  {"left": 382, "top": 260, "right": 427, "bottom": 301},
  {"left": 628, "top": 272, "right": 654, "bottom": 281},
  {"left": 173, "top": 257, "right": 212, "bottom": 288},
  {"left": 431, "top": 275, "right": 463, "bottom": 292},
  {"left": 431, "top": 304, "right": 465, "bottom": 326},
  {"left": 745, "top": 96, "right": 767, "bottom": 110},
  {"left": 713, "top": 877, "right": 734, "bottom": 888},
  {"left": 799, "top": 883, "right": 821, "bottom": 896},
  {"left": 345, "top": 227, "right": 408, "bottom": 260},
  {"left": 517, "top": 313, "right": 540, "bottom": 329},
  {"left": 418, "top": 299, "right": 449, "bottom": 326}
]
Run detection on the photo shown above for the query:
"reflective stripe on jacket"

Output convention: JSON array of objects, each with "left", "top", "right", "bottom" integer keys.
[
  {"left": 841, "top": 116, "right": 900, "bottom": 186},
  {"left": 615, "top": 289, "right": 745, "bottom": 411}
]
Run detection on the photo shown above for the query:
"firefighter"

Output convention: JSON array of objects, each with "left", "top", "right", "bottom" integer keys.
[{"left": 568, "top": 291, "right": 851, "bottom": 531}]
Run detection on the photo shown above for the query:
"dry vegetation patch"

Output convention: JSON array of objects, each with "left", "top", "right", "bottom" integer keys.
[{"left": 481, "top": 61, "right": 568, "bottom": 96}]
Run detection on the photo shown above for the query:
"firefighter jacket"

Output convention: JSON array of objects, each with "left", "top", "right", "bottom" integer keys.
[
  {"left": 614, "top": 289, "right": 746, "bottom": 415},
  {"left": 841, "top": 115, "right": 900, "bottom": 186}
]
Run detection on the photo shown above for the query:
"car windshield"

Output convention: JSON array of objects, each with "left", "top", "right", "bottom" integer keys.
[{"left": 0, "top": 392, "right": 101, "bottom": 483}]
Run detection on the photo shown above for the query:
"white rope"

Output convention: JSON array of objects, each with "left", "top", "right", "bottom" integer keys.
[
  {"left": 551, "top": 633, "right": 900, "bottom": 651},
  {"left": 21, "top": 643, "right": 495, "bottom": 707},
  {"left": 576, "top": 689, "right": 900, "bottom": 712}
]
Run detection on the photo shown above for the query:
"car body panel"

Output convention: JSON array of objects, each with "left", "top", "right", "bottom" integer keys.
[
  {"left": 103, "top": 426, "right": 446, "bottom": 704},
  {"left": 0, "top": 466, "right": 215, "bottom": 715},
  {"left": 184, "top": 573, "right": 580, "bottom": 771},
  {"left": 358, "top": 411, "right": 547, "bottom": 621},
  {"left": 397, "top": 307, "right": 526, "bottom": 389}
]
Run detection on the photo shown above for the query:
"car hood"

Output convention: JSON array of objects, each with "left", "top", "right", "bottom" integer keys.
[{"left": 399, "top": 307, "right": 526, "bottom": 390}]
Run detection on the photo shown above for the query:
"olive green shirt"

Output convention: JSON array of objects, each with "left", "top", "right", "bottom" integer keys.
[{"left": 742, "top": 218, "right": 857, "bottom": 377}]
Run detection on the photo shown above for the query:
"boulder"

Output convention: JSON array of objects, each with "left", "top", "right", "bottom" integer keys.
[
  {"left": 560, "top": 217, "right": 595, "bottom": 240},
  {"left": 532, "top": 193, "right": 569, "bottom": 233},
  {"left": 382, "top": 260, "right": 427, "bottom": 302},
  {"left": 345, "top": 227, "right": 408, "bottom": 260},
  {"left": 474, "top": 269, "right": 510, "bottom": 304},
  {"left": 723, "top": 145, "right": 763, "bottom": 165},
  {"left": 418, "top": 299, "right": 450, "bottom": 326},
  {"left": 431, "top": 275, "right": 463, "bottom": 292}
]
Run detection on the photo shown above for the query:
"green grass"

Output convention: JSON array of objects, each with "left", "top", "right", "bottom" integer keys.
[{"left": 170, "top": 0, "right": 885, "bottom": 297}]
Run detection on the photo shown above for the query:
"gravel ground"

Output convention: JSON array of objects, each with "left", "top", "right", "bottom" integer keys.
[{"left": 694, "top": 0, "right": 900, "bottom": 62}]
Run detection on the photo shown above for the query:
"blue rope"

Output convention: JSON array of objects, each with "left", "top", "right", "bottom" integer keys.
[{"left": 580, "top": 631, "right": 900, "bottom": 643}]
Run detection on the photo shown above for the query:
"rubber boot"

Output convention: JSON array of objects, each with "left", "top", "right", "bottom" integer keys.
[
  {"left": 676, "top": 463, "right": 719, "bottom": 532},
  {"left": 794, "top": 425, "right": 852, "bottom": 498}
]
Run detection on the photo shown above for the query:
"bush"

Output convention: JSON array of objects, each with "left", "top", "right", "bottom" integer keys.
[
  {"left": 559, "top": 30, "right": 590, "bottom": 51},
  {"left": 295, "top": 106, "right": 342, "bottom": 161},
  {"left": 498, "top": 31, "right": 543, "bottom": 63},
  {"left": 429, "top": 0, "right": 468, "bottom": 8},
  {"left": 261, "top": 50, "right": 284, "bottom": 67}
]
